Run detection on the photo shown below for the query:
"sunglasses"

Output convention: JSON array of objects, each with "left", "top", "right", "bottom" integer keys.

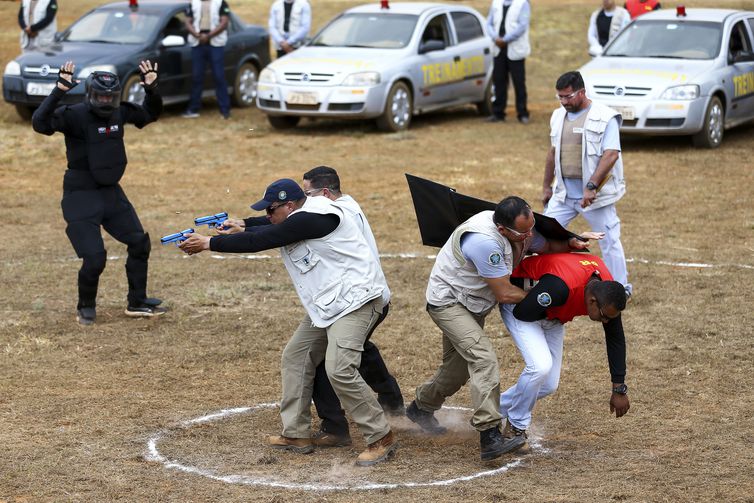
[{"left": 266, "top": 203, "right": 286, "bottom": 215}]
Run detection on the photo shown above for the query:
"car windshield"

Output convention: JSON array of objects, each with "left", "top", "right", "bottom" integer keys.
[
  {"left": 311, "top": 13, "right": 418, "bottom": 49},
  {"left": 604, "top": 20, "right": 722, "bottom": 60},
  {"left": 64, "top": 10, "right": 161, "bottom": 44}
]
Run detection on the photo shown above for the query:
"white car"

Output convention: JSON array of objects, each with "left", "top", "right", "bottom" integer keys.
[
  {"left": 580, "top": 7, "right": 754, "bottom": 148},
  {"left": 256, "top": 2, "right": 494, "bottom": 131}
]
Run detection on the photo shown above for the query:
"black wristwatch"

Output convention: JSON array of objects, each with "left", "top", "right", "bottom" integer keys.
[
  {"left": 586, "top": 181, "right": 599, "bottom": 191},
  {"left": 612, "top": 383, "right": 628, "bottom": 395}
]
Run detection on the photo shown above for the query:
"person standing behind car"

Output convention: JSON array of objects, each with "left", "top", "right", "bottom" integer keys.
[
  {"left": 624, "top": 0, "right": 660, "bottom": 19},
  {"left": 269, "top": 0, "right": 311, "bottom": 59},
  {"left": 31, "top": 60, "right": 166, "bottom": 325},
  {"left": 18, "top": 0, "right": 57, "bottom": 51},
  {"left": 588, "top": 0, "right": 630, "bottom": 57},
  {"left": 485, "top": 0, "right": 531, "bottom": 124},
  {"left": 542, "top": 71, "right": 632, "bottom": 299},
  {"left": 183, "top": 0, "right": 232, "bottom": 119}
]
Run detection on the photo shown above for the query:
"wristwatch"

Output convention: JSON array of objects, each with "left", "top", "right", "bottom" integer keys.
[
  {"left": 612, "top": 383, "right": 628, "bottom": 395},
  {"left": 586, "top": 181, "right": 599, "bottom": 191}
]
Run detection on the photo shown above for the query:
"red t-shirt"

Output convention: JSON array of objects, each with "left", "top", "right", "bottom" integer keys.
[
  {"left": 512, "top": 253, "right": 613, "bottom": 323},
  {"left": 625, "top": 0, "right": 660, "bottom": 19}
]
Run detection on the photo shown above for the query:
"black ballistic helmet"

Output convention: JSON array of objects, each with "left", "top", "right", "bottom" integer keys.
[{"left": 85, "top": 71, "right": 121, "bottom": 118}]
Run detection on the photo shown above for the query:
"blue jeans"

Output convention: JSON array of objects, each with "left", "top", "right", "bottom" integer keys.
[{"left": 188, "top": 44, "right": 230, "bottom": 115}]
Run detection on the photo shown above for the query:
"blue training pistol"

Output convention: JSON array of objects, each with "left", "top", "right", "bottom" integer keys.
[
  {"left": 160, "top": 228, "right": 194, "bottom": 246},
  {"left": 194, "top": 212, "right": 229, "bottom": 229}
]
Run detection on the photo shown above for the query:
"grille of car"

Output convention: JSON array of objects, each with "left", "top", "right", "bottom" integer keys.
[
  {"left": 24, "top": 66, "right": 60, "bottom": 78},
  {"left": 592, "top": 85, "right": 652, "bottom": 97},
  {"left": 259, "top": 99, "right": 281, "bottom": 108},
  {"left": 328, "top": 103, "right": 364, "bottom": 112},
  {"left": 286, "top": 104, "right": 320, "bottom": 111},
  {"left": 645, "top": 118, "right": 685, "bottom": 127},
  {"left": 283, "top": 72, "right": 335, "bottom": 83}
]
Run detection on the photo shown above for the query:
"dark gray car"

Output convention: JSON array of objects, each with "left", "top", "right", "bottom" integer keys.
[{"left": 3, "top": 0, "right": 270, "bottom": 119}]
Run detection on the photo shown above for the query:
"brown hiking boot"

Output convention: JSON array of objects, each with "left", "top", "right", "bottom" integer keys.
[
  {"left": 267, "top": 435, "right": 314, "bottom": 454},
  {"left": 312, "top": 431, "right": 352, "bottom": 448},
  {"left": 355, "top": 430, "right": 398, "bottom": 467},
  {"left": 503, "top": 420, "right": 531, "bottom": 454}
]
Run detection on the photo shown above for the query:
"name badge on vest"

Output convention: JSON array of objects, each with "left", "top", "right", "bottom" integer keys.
[{"left": 573, "top": 127, "right": 584, "bottom": 134}]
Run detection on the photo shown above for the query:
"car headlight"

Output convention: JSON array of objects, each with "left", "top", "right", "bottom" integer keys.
[
  {"left": 259, "top": 68, "right": 277, "bottom": 84},
  {"left": 660, "top": 84, "right": 699, "bottom": 100},
  {"left": 4, "top": 61, "right": 21, "bottom": 76},
  {"left": 342, "top": 72, "right": 381, "bottom": 87},
  {"left": 77, "top": 65, "right": 117, "bottom": 80}
]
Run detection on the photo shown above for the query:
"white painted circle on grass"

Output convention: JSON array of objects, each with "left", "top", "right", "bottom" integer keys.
[{"left": 146, "top": 403, "right": 534, "bottom": 490}]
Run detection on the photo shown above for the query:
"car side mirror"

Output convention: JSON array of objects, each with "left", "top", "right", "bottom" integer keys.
[
  {"left": 733, "top": 50, "right": 754, "bottom": 63},
  {"left": 53, "top": 31, "right": 63, "bottom": 42},
  {"left": 419, "top": 39, "right": 445, "bottom": 54},
  {"left": 160, "top": 34, "right": 185, "bottom": 47}
]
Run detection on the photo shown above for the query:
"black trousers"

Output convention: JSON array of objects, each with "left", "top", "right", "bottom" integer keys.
[
  {"left": 61, "top": 185, "right": 151, "bottom": 309},
  {"left": 312, "top": 303, "right": 404, "bottom": 436},
  {"left": 491, "top": 52, "right": 529, "bottom": 120}
]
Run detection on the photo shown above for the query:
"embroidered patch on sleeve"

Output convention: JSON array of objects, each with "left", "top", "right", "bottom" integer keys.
[
  {"left": 488, "top": 252, "right": 502, "bottom": 265},
  {"left": 537, "top": 292, "right": 552, "bottom": 307}
]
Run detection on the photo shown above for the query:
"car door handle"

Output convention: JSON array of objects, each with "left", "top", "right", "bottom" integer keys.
[
  {"left": 484, "top": 48, "right": 490, "bottom": 55},
  {"left": 453, "top": 55, "right": 461, "bottom": 62}
]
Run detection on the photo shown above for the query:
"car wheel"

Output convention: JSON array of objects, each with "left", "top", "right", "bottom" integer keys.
[
  {"left": 121, "top": 74, "right": 146, "bottom": 105},
  {"left": 232, "top": 62, "right": 258, "bottom": 108},
  {"left": 692, "top": 96, "right": 724, "bottom": 148},
  {"left": 476, "top": 79, "right": 493, "bottom": 116},
  {"left": 15, "top": 104, "right": 34, "bottom": 120},
  {"left": 377, "top": 81, "right": 412, "bottom": 132},
  {"left": 268, "top": 115, "right": 301, "bottom": 129}
]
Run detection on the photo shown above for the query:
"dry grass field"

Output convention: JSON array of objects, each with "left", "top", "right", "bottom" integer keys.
[{"left": 2, "top": 0, "right": 754, "bottom": 501}]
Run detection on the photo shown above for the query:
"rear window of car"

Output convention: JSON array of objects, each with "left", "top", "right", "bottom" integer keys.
[
  {"left": 604, "top": 20, "right": 722, "bottom": 60},
  {"left": 311, "top": 13, "right": 418, "bottom": 49},
  {"left": 451, "top": 12, "right": 484, "bottom": 43},
  {"left": 64, "top": 9, "right": 162, "bottom": 44}
]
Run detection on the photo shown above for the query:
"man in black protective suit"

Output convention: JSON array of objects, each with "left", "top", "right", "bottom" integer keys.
[{"left": 32, "top": 60, "right": 165, "bottom": 325}]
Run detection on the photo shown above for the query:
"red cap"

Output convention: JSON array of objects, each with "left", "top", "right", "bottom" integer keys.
[
  {"left": 380, "top": 0, "right": 389, "bottom": 9},
  {"left": 676, "top": 5, "right": 686, "bottom": 17},
  {"left": 129, "top": 0, "right": 138, "bottom": 10}
]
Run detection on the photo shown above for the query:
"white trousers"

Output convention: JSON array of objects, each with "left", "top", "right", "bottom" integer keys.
[
  {"left": 499, "top": 304, "right": 565, "bottom": 431},
  {"left": 544, "top": 198, "right": 632, "bottom": 295}
]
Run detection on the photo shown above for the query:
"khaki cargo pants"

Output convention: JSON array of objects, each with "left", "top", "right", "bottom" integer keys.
[
  {"left": 279, "top": 299, "right": 390, "bottom": 445},
  {"left": 415, "top": 303, "right": 502, "bottom": 431}
]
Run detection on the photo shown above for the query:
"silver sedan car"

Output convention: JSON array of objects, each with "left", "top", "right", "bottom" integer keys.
[
  {"left": 580, "top": 7, "right": 754, "bottom": 148},
  {"left": 256, "top": 2, "right": 494, "bottom": 131}
]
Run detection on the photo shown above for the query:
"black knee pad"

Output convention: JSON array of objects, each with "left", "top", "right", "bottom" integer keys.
[
  {"left": 126, "top": 232, "right": 151, "bottom": 260},
  {"left": 80, "top": 250, "right": 107, "bottom": 281}
]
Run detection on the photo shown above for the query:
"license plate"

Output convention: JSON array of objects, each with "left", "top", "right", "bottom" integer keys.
[
  {"left": 286, "top": 91, "right": 318, "bottom": 105},
  {"left": 611, "top": 106, "right": 635, "bottom": 121},
  {"left": 26, "top": 81, "right": 57, "bottom": 96}
]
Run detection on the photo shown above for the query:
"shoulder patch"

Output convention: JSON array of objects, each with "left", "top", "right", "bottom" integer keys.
[
  {"left": 488, "top": 252, "right": 502, "bottom": 265},
  {"left": 537, "top": 292, "right": 552, "bottom": 307}
]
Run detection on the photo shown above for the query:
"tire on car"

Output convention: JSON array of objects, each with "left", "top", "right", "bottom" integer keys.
[
  {"left": 121, "top": 73, "right": 145, "bottom": 105},
  {"left": 232, "top": 61, "right": 259, "bottom": 108},
  {"left": 692, "top": 96, "right": 724, "bottom": 149},
  {"left": 377, "top": 81, "right": 412, "bottom": 132},
  {"left": 476, "top": 79, "right": 493, "bottom": 116},
  {"left": 268, "top": 115, "right": 301, "bottom": 129}
]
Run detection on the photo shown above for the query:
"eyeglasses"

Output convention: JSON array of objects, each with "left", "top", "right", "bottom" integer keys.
[
  {"left": 304, "top": 187, "right": 325, "bottom": 196},
  {"left": 266, "top": 203, "right": 286, "bottom": 215},
  {"left": 556, "top": 89, "right": 583, "bottom": 102},
  {"left": 504, "top": 218, "right": 536, "bottom": 238}
]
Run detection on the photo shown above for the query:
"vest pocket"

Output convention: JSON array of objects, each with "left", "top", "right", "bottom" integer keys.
[
  {"left": 286, "top": 242, "right": 319, "bottom": 273},
  {"left": 313, "top": 280, "right": 354, "bottom": 320}
]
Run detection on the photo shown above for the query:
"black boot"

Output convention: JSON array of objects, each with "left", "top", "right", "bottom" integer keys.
[
  {"left": 479, "top": 425, "right": 525, "bottom": 461},
  {"left": 406, "top": 400, "right": 447, "bottom": 435}
]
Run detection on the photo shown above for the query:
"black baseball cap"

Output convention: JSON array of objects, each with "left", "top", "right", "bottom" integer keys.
[{"left": 251, "top": 178, "right": 306, "bottom": 211}]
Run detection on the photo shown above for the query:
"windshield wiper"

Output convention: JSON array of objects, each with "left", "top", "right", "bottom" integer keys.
[
  {"left": 643, "top": 54, "right": 682, "bottom": 59},
  {"left": 78, "top": 39, "right": 121, "bottom": 44},
  {"left": 604, "top": 53, "right": 630, "bottom": 57},
  {"left": 343, "top": 44, "right": 376, "bottom": 48},
  {"left": 311, "top": 42, "right": 330, "bottom": 46}
]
